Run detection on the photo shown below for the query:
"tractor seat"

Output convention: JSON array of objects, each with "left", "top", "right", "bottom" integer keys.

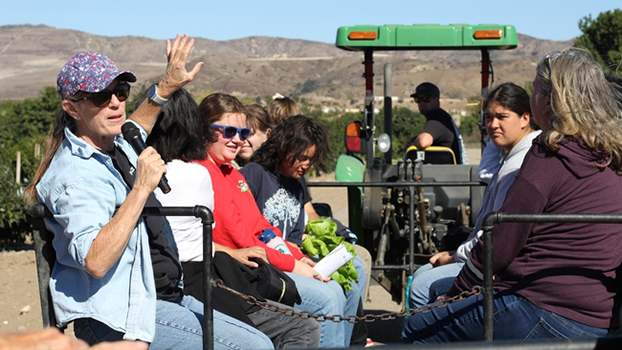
[{"left": 404, "top": 146, "right": 456, "bottom": 165}]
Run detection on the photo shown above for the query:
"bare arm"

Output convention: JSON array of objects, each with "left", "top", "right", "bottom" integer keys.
[
  {"left": 414, "top": 132, "right": 434, "bottom": 149},
  {"left": 304, "top": 201, "right": 321, "bottom": 221},
  {"left": 85, "top": 35, "right": 203, "bottom": 278},
  {"left": 85, "top": 147, "right": 165, "bottom": 278},
  {"left": 130, "top": 34, "right": 203, "bottom": 135}
]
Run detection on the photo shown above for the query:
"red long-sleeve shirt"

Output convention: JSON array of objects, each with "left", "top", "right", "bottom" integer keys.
[{"left": 197, "top": 159, "right": 305, "bottom": 272}]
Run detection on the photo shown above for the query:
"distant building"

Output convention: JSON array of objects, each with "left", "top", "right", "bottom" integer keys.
[{"left": 373, "top": 96, "right": 400, "bottom": 102}]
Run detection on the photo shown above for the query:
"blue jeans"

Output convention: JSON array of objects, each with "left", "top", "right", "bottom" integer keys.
[
  {"left": 152, "top": 296, "right": 274, "bottom": 350},
  {"left": 403, "top": 291, "right": 608, "bottom": 343},
  {"left": 75, "top": 295, "right": 273, "bottom": 349},
  {"left": 287, "top": 273, "right": 360, "bottom": 348},
  {"left": 408, "top": 262, "right": 464, "bottom": 309},
  {"left": 352, "top": 255, "right": 367, "bottom": 296}
]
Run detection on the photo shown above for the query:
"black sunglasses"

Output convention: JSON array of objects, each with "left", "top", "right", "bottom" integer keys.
[
  {"left": 210, "top": 124, "right": 252, "bottom": 141},
  {"left": 81, "top": 83, "right": 131, "bottom": 108},
  {"left": 413, "top": 95, "right": 433, "bottom": 103}
]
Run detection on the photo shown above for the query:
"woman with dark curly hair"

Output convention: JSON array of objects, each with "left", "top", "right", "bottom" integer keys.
[
  {"left": 241, "top": 115, "right": 330, "bottom": 245},
  {"left": 240, "top": 115, "right": 364, "bottom": 346}
]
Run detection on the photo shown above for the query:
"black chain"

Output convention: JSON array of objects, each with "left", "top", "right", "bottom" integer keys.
[{"left": 213, "top": 279, "right": 481, "bottom": 324}]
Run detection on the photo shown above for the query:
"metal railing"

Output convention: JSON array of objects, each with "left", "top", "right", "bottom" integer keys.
[
  {"left": 480, "top": 212, "right": 622, "bottom": 341},
  {"left": 31, "top": 188, "right": 622, "bottom": 346},
  {"left": 306, "top": 180, "right": 484, "bottom": 276},
  {"left": 141, "top": 206, "right": 214, "bottom": 350},
  {"left": 307, "top": 181, "right": 622, "bottom": 342},
  {"left": 29, "top": 205, "right": 215, "bottom": 350}
]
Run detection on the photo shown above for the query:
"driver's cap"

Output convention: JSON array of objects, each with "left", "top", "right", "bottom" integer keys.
[{"left": 410, "top": 82, "right": 440, "bottom": 98}]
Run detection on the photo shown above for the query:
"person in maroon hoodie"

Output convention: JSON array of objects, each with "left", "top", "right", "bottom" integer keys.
[{"left": 404, "top": 48, "right": 622, "bottom": 343}]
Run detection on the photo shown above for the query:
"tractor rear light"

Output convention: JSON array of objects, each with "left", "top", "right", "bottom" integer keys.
[
  {"left": 346, "top": 122, "right": 362, "bottom": 137},
  {"left": 474, "top": 30, "right": 503, "bottom": 39},
  {"left": 346, "top": 138, "right": 361, "bottom": 152},
  {"left": 349, "top": 31, "right": 378, "bottom": 40},
  {"left": 345, "top": 121, "right": 364, "bottom": 153}
]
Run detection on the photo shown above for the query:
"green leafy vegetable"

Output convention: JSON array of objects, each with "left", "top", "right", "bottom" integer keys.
[{"left": 303, "top": 217, "right": 358, "bottom": 292}]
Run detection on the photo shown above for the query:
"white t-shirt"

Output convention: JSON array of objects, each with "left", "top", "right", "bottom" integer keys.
[{"left": 155, "top": 160, "right": 215, "bottom": 262}]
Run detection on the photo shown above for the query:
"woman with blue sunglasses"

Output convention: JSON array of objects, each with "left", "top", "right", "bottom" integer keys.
[
  {"left": 195, "top": 93, "right": 354, "bottom": 348},
  {"left": 145, "top": 88, "right": 321, "bottom": 349}
]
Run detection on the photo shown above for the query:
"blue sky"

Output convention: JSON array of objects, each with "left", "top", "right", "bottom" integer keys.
[{"left": 1, "top": 1, "right": 619, "bottom": 43}]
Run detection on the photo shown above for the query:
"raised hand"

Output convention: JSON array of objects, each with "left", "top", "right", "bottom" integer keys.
[{"left": 158, "top": 34, "right": 204, "bottom": 98}]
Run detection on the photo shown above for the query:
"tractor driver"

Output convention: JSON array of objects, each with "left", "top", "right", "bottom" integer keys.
[{"left": 405, "top": 82, "right": 467, "bottom": 164}]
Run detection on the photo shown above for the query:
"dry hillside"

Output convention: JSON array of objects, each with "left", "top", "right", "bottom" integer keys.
[{"left": 0, "top": 25, "right": 571, "bottom": 109}]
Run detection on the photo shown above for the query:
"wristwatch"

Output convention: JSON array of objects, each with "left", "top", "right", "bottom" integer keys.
[{"left": 148, "top": 85, "right": 169, "bottom": 105}]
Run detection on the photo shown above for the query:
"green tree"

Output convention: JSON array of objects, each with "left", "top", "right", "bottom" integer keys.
[
  {"left": 0, "top": 167, "right": 29, "bottom": 250},
  {"left": 382, "top": 107, "right": 426, "bottom": 155},
  {"left": 299, "top": 79, "right": 319, "bottom": 94},
  {"left": 459, "top": 114, "right": 480, "bottom": 144},
  {"left": 458, "top": 96, "right": 483, "bottom": 144},
  {"left": 0, "top": 87, "right": 60, "bottom": 185},
  {"left": 575, "top": 9, "right": 622, "bottom": 76},
  {"left": 0, "top": 87, "right": 60, "bottom": 249}
]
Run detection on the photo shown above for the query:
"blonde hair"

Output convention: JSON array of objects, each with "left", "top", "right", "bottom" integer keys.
[
  {"left": 267, "top": 97, "right": 301, "bottom": 125},
  {"left": 535, "top": 48, "right": 622, "bottom": 171}
]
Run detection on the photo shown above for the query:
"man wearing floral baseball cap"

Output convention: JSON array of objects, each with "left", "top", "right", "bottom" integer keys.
[{"left": 25, "top": 35, "right": 274, "bottom": 350}]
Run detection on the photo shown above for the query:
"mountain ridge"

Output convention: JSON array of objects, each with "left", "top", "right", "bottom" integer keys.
[{"left": 0, "top": 25, "right": 572, "bottom": 104}]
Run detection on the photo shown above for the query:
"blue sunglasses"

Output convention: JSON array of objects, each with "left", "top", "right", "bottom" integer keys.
[{"left": 210, "top": 124, "right": 252, "bottom": 141}]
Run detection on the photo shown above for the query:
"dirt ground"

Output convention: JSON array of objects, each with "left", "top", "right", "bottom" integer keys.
[
  {"left": 0, "top": 149, "right": 481, "bottom": 345},
  {"left": 0, "top": 249, "right": 42, "bottom": 333}
]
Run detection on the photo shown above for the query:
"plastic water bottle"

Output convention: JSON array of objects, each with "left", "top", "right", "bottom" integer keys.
[{"left": 258, "top": 229, "right": 292, "bottom": 255}]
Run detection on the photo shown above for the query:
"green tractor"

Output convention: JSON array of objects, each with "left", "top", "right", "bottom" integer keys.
[{"left": 332, "top": 24, "right": 518, "bottom": 304}]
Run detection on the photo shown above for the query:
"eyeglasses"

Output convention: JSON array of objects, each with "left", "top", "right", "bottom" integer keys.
[
  {"left": 543, "top": 52, "right": 561, "bottom": 94},
  {"left": 414, "top": 95, "right": 433, "bottom": 103},
  {"left": 210, "top": 124, "right": 252, "bottom": 141},
  {"left": 80, "top": 83, "right": 131, "bottom": 108},
  {"left": 545, "top": 51, "right": 560, "bottom": 71}
]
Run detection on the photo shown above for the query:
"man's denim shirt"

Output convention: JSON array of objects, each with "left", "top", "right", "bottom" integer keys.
[{"left": 36, "top": 121, "right": 156, "bottom": 342}]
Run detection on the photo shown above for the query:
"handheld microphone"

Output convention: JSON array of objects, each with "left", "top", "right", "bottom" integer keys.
[{"left": 121, "top": 123, "right": 171, "bottom": 194}]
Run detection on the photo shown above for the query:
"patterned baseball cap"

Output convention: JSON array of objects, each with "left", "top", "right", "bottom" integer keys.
[{"left": 57, "top": 51, "right": 136, "bottom": 99}]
